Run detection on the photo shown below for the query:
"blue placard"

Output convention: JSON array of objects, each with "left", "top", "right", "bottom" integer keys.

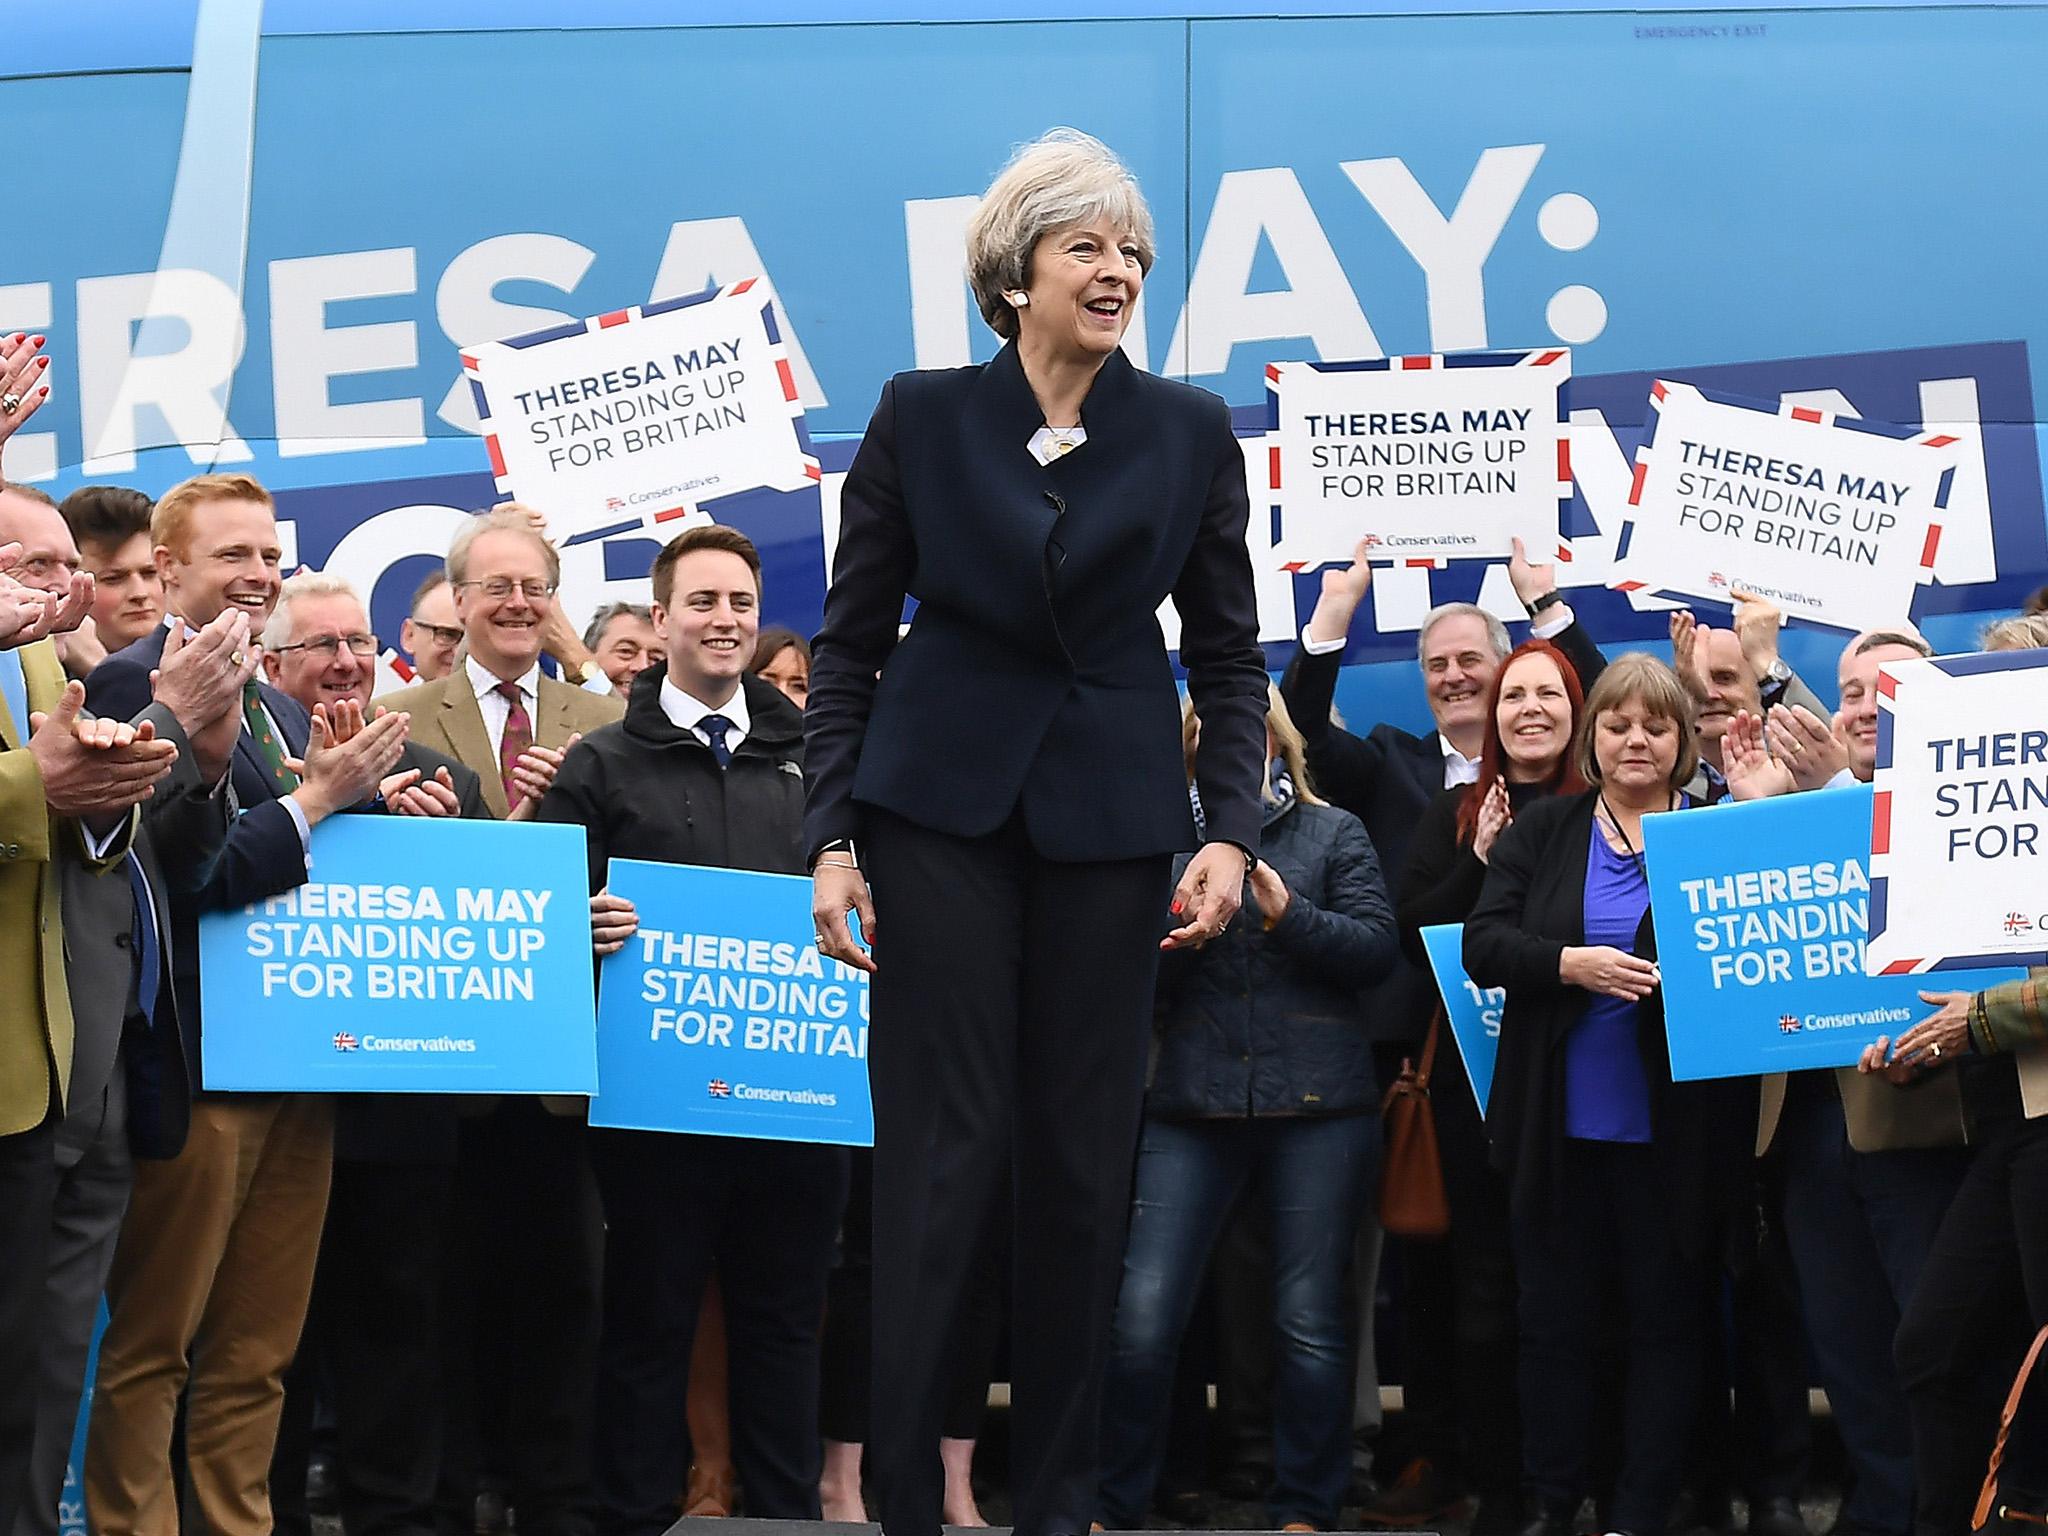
[
  {"left": 591, "top": 859, "right": 873, "bottom": 1145},
  {"left": 1641, "top": 785, "right": 2025, "bottom": 1080},
  {"left": 197, "top": 817, "right": 598, "bottom": 1091},
  {"left": 1418, "top": 923, "right": 1500, "bottom": 1116}
]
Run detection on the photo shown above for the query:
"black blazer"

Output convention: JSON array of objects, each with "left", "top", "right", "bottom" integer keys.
[
  {"left": 805, "top": 343, "right": 1269, "bottom": 863},
  {"left": 1462, "top": 790, "right": 1749, "bottom": 1249},
  {"left": 88, "top": 627, "right": 315, "bottom": 1105}
]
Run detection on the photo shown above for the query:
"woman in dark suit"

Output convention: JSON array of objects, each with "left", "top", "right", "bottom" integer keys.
[
  {"left": 1463, "top": 655, "right": 1750, "bottom": 1536},
  {"left": 804, "top": 129, "right": 1269, "bottom": 1536}
]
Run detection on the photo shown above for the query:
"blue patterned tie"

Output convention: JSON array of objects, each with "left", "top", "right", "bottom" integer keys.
[
  {"left": 701, "top": 714, "right": 733, "bottom": 769},
  {"left": 126, "top": 853, "right": 161, "bottom": 1022},
  {"left": 0, "top": 649, "right": 28, "bottom": 742}
]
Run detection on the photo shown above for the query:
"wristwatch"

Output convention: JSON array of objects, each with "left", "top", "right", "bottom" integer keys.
[
  {"left": 1763, "top": 658, "right": 1793, "bottom": 684},
  {"left": 570, "top": 658, "right": 605, "bottom": 686},
  {"left": 1527, "top": 590, "right": 1566, "bottom": 617}
]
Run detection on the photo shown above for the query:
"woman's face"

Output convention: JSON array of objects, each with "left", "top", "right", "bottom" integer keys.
[
  {"left": 1495, "top": 652, "right": 1573, "bottom": 780},
  {"left": 1017, "top": 220, "right": 1144, "bottom": 361},
  {"left": 1593, "top": 697, "right": 1681, "bottom": 797},
  {"left": 757, "top": 647, "right": 809, "bottom": 708}
]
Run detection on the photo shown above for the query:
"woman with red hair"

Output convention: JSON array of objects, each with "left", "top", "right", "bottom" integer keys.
[{"left": 1389, "top": 635, "right": 1592, "bottom": 1536}]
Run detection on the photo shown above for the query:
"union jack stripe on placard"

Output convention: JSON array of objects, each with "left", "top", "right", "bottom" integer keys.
[
  {"left": 1265, "top": 349, "right": 1572, "bottom": 564},
  {"left": 460, "top": 277, "right": 816, "bottom": 542},
  {"left": 1866, "top": 648, "right": 2048, "bottom": 973}
]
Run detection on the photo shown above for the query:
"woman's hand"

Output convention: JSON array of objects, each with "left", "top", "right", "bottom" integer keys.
[
  {"left": 1560, "top": 945, "right": 1659, "bottom": 1002},
  {"left": 1247, "top": 859, "right": 1290, "bottom": 928},
  {"left": 812, "top": 862, "right": 877, "bottom": 974},
  {"left": 1472, "top": 780, "right": 1512, "bottom": 864},
  {"left": 1162, "top": 841, "right": 1248, "bottom": 950},
  {"left": 590, "top": 892, "right": 638, "bottom": 956},
  {"left": 1858, "top": 990, "right": 1973, "bottom": 1082}
]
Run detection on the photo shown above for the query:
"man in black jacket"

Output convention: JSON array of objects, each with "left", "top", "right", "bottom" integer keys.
[{"left": 537, "top": 524, "right": 847, "bottom": 1536}]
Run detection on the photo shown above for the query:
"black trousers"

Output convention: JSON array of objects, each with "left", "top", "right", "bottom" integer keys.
[
  {"left": 1512, "top": 1139, "right": 1708, "bottom": 1535},
  {"left": 1686, "top": 1173, "right": 1812, "bottom": 1513},
  {"left": 0, "top": 1117, "right": 58, "bottom": 1536},
  {"left": 819, "top": 1148, "right": 1004, "bottom": 1445},
  {"left": 862, "top": 809, "right": 1172, "bottom": 1536},
  {"left": 275, "top": 1158, "right": 459, "bottom": 1536},
  {"left": 438, "top": 1103, "right": 603, "bottom": 1536},
  {"left": 590, "top": 1128, "right": 848, "bottom": 1536},
  {"left": 1895, "top": 1107, "right": 2048, "bottom": 1535}
]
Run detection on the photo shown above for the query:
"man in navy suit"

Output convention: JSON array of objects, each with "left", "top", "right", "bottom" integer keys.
[{"left": 83, "top": 473, "right": 408, "bottom": 1536}]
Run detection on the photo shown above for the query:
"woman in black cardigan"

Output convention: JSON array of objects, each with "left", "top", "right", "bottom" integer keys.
[
  {"left": 1394, "top": 636, "right": 1590, "bottom": 1535},
  {"left": 1463, "top": 655, "right": 1750, "bottom": 1536}
]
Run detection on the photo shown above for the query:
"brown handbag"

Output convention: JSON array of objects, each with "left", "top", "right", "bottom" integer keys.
[
  {"left": 1379, "top": 1008, "right": 1451, "bottom": 1237},
  {"left": 1974, "top": 1323, "right": 2048, "bottom": 1529}
]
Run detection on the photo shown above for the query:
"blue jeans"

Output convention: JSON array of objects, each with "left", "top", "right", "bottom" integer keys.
[
  {"left": 1777, "top": 1089, "right": 1967, "bottom": 1536},
  {"left": 1098, "top": 1112, "right": 1379, "bottom": 1530}
]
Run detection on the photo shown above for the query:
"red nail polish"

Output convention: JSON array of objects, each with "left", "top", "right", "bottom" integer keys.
[
  {"left": 1170, "top": 900, "right": 1184, "bottom": 916},
  {"left": 30, "top": 336, "right": 43, "bottom": 348},
  {"left": 36, "top": 356, "right": 49, "bottom": 368}
]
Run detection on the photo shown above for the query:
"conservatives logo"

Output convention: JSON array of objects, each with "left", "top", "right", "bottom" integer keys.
[
  {"left": 333, "top": 1033, "right": 359, "bottom": 1051},
  {"left": 1778, "top": 1015, "right": 1801, "bottom": 1034},
  {"left": 2005, "top": 912, "right": 2035, "bottom": 936},
  {"left": 707, "top": 1079, "right": 731, "bottom": 1098}
]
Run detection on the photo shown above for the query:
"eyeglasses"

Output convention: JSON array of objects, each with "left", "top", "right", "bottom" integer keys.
[
  {"left": 275, "top": 633, "right": 378, "bottom": 659},
  {"left": 457, "top": 577, "right": 557, "bottom": 601},
  {"left": 408, "top": 620, "right": 464, "bottom": 647}
]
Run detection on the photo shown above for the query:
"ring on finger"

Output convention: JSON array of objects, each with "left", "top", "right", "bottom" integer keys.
[{"left": 0, "top": 393, "right": 20, "bottom": 414}]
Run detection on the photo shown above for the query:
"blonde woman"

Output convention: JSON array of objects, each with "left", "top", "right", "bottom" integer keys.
[
  {"left": 1099, "top": 685, "right": 1398, "bottom": 1532},
  {"left": 804, "top": 129, "right": 1266, "bottom": 1536}
]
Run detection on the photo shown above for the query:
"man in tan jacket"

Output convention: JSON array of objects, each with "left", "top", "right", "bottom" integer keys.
[{"left": 374, "top": 508, "right": 619, "bottom": 1536}]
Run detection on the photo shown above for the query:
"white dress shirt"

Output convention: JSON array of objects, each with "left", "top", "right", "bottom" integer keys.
[
  {"left": 659, "top": 676, "right": 751, "bottom": 754},
  {"left": 468, "top": 656, "right": 542, "bottom": 761}
]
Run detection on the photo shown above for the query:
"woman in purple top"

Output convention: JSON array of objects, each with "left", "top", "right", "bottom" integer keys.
[{"left": 1464, "top": 656, "right": 1754, "bottom": 1536}]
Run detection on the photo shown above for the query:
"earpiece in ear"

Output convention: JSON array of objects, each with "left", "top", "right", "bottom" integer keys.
[{"left": 1007, "top": 291, "right": 1030, "bottom": 308}]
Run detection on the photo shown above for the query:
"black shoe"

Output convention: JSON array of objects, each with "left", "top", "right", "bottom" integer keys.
[
  {"left": 1156, "top": 1489, "right": 1216, "bottom": 1525},
  {"left": 1749, "top": 1497, "right": 1808, "bottom": 1536},
  {"left": 1365, "top": 1458, "right": 1470, "bottom": 1527},
  {"left": 1669, "top": 1490, "right": 1737, "bottom": 1535},
  {"left": 1216, "top": 1465, "right": 1271, "bottom": 1504}
]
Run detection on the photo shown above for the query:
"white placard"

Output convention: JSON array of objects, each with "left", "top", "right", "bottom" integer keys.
[
  {"left": 461, "top": 278, "right": 819, "bottom": 542},
  {"left": 1866, "top": 648, "right": 2048, "bottom": 973},
  {"left": 1267, "top": 349, "right": 1570, "bottom": 566},
  {"left": 1609, "top": 379, "right": 1959, "bottom": 633}
]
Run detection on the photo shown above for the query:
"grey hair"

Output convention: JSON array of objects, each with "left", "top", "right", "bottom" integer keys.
[
  {"left": 446, "top": 504, "right": 560, "bottom": 587},
  {"left": 583, "top": 601, "right": 653, "bottom": 652},
  {"left": 262, "top": 570, "right": 361, "bottom": 650},
  {"left": 1854, "top": 627, "right": 1933, "bottom": 658},
  {"left": 1982, "top": 614, "right": 2048, "bottom": 653},
  {"left": 965, "top": 128, "right": 1156, "bottom": 341},
  {"left": 1417, "top": 602, "right": 1511, "bottom": 665}
]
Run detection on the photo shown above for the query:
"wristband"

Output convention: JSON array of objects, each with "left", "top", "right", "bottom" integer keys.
[{"left": 1527, "top": 589, "right": 1565, "bottom": 617}]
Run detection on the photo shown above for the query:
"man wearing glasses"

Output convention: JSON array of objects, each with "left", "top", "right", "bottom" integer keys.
[
  {"left": 398, "top": 571, "right": 464, "bottom": 684},
  {"left": 377, "top": 507, "right": 621, "bottom": 820},
  {"left": 258, "top": 570, "right": 484, "bottom": 1536},
  {"left": 374, "top": 507, "right": 620, "bottom": 1536}
]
